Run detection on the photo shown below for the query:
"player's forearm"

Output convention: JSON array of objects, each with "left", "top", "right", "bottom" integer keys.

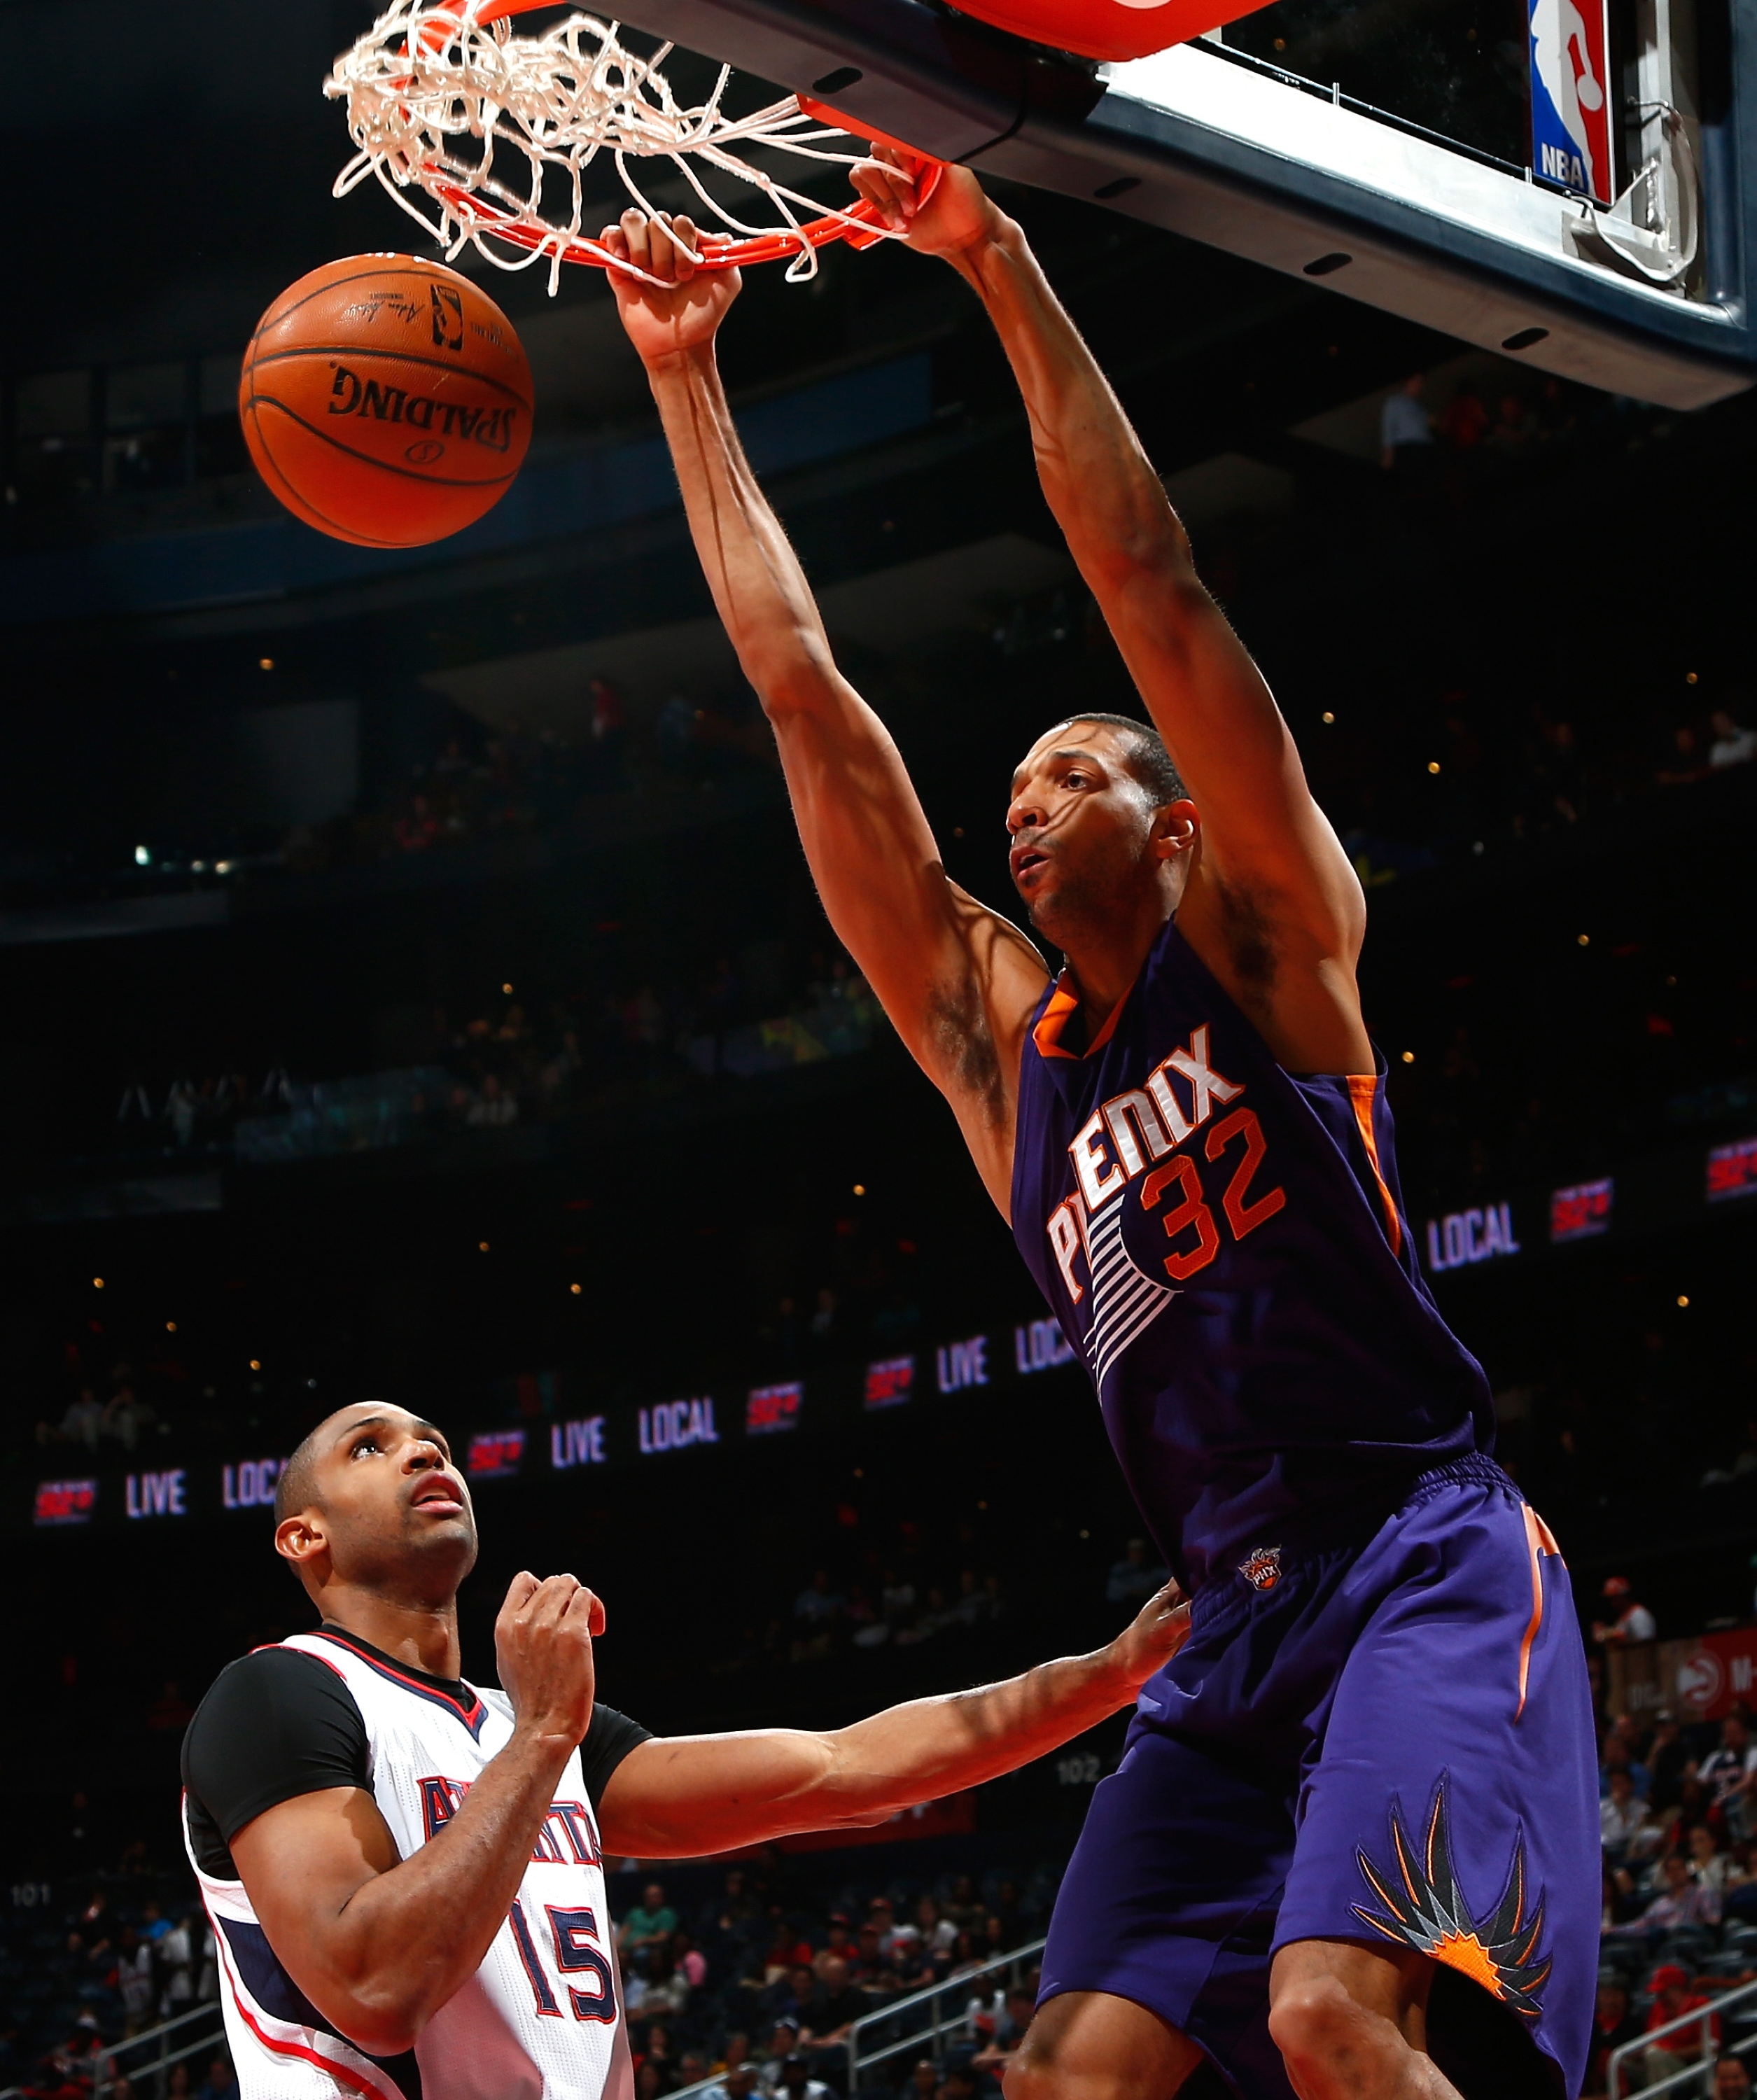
[
  {"left": 818, "top": 1640, "right": 1140, "bottom": 1816},
  {"left": 604, "top": 1642, "right": 1138, "bottom": 1858},
  {"left": 644, "top": 343, "right": 839, "bottom": 713},
  {"left": 948, "top": 218, "right": 1191, "bottom": 589},
  {"left": 318, "top": 1730, "right": 575, "bottom": 2050}
]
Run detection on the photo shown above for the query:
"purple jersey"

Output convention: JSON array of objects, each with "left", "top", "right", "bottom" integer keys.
[{"left": 1010, "top": 916, "right": 1494, "bottom": 1592}]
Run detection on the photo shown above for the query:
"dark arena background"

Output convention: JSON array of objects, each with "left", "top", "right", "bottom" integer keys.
[{"left": 3, "top": 1, "right": 1757, "bottom": 2097}]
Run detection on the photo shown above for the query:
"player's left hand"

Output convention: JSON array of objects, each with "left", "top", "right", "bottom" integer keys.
[
  {"left": 601, "top": 210, "right": 741, "bottom": 367},
  {"left": 1106, "top": 1578, "right": 1192, "bottom": 1689}
]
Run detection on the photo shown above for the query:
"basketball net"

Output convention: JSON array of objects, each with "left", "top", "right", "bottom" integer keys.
[{"left": 326, "top": 0, "right": 937, "bottom": 290}]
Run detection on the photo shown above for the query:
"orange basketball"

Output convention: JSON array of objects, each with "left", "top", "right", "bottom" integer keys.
[{"left": 239, "top": 254, "right": 533, "bottom": 548}]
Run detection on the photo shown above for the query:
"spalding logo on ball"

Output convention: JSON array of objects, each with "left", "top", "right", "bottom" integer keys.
[{"left": 239, "top": 255, "right": 533, "bottom": 547}]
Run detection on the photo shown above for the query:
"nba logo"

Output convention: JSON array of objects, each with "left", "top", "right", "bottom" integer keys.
[{"left": 1529, "top": 0, "right": 1614, "bottom": 204}]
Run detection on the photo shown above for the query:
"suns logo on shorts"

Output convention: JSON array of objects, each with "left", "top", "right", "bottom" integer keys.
[
  {"left": 1238, "top": 1546, "right": 1282, "bottom": 1591},
  {"left": 1353, "top": 1777, "right": 1550, "bottom": 2019}
]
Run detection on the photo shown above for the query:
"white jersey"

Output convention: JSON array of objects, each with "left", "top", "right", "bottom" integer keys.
[{"left": 183, "top": 1630, "right": 633, "bottom": 2100}]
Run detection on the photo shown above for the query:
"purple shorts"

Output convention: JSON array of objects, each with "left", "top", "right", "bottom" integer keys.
[{"left": 1041, "top": 1457, "right": 1597, "bottom": 2099}]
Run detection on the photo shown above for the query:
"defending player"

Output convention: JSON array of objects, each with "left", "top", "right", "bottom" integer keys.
[
  {"left": 181, "top": 1401, "right": 1189, "bottom": 2100},
  {"left": 601, "top": 171, "right": 1597, "bottom": 2100}
]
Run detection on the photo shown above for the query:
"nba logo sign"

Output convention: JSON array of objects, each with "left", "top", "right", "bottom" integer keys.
[{"left": 1529, "top": 0, "right": 1614, "bottom": 204}]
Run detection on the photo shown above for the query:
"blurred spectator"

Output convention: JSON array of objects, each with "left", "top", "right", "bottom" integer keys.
[
  {"left": 1585, "top": 1974, "right": 1640, "bottom": 2096},
  {"left": 1438, "top": 381, "right": 1488, "bottom": 453},
  {"left": 1599, "top": 1734, "right": 1649, "bottom": 1799},
  {"left": 799, "top": 1954, "right": 864, "bottom": 2058},
  {"left": 760, "top": 1968, "right": 816, "bottom": 2033},
  {"left": 1486, "top": 392, "right": 1537, "bottom": 456},
  {"left": 1639, "top": 1963, "right": 1721, "bottom": 2090},
  {"left": 1646, "top": 1711, "right": 1694, "bottom": 1814},
  {"left": 1592, "top": 1578, "right": 1656, "bottom": 1647},
  {"left": 1606, "top": 1854, "right": 1721, "bottom": 1940},
  {"left": 1716, "top": 2057, "right": 1754, "bottom": 2099},
  {"left": 1709, "top": 708, "right": 1757, "bottom": 769},
  {"left": 1702, "top": 1423, "right": 1757, "bottom": 1488},
  {"left": 791, "top": 1572, "right": 845, "bottom": 1662},
  {"left": 621, "top": 1883, "right": 679, "bottom": 1958},
  {"left": 1658, "top": 724, "right": 1710, "bottom": 787},
  {"left": 146, "top": 1682, "right": 193, "bottom": 1732},
  {"left": 192, "top": 2056, "right": 234, "bottom": 2100},
  {"left": 970, "top": 1987, "right": 1036, "bottom": 2085},
  {"left": 589, "top": 678, "right": 628, "bottom": 788},
  {"left": 1600, "top": 1770, "right": 1660, "bottom": 1866},
  {"left": 775, "top": 2056, "right": 834, "bottom": 2100},
  {"left": 465, "top": 1074, "right": 519, "bottom": 1129},
  {"left": 101, "top": 1387, "right": 156, "bottom": 1455},
  {"left": 1702, "top": 1717, "right": 1757, "bottom": 1839},
  {"left": 58, "top": 1390, "right": 104, "bottom": 1452},
  {"left": 1105, "top": 1540, "right": 1168, "bottom": 1606},
  {"left": 157, "top": 1914, "right": 194, "bottom": 2018},
  {"left": 116, "top": 1928, "right": 154, "bottom": 2037},
  {"left": 1687, "top": 1823, "right": 1744, "bottom": 1894},
  {"left": 1380, "top": 377, "right": 1434, "bottom": 473},
  {"left": 757, "top": 2020, "right": 802, "bottom": 2090},
  {"left": 627, "top": 1949, "right": 688, "bottom": 2022}
]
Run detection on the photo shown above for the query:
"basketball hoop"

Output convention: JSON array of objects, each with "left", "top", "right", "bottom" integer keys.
[{"left": 326, "top": 0, "right": 944, "bottom": 290}]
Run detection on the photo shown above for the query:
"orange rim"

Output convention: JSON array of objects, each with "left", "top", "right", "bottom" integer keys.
[{"left": 407, "top": 0, "right": 944, "bottom": 271}]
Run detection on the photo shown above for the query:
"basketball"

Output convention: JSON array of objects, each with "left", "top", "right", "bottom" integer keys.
[{"left": 238, "top": 254, "right": 533, "bottom": 548}]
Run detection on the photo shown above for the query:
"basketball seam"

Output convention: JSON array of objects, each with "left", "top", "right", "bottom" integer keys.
[
  {"left": 243, "top": 344, "right": 529, "bottom": 408},
  {"left": 243, "top": 402, "right": 411, "bottom": 547},
  {"left": 240, "top": 390, "right": 523, "bottom": 489}
]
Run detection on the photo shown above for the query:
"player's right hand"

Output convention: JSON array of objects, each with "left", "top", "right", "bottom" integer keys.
[
  {"left": 601, "top": 210, "right": 741, "bottom": 368},
  {"left": 1106, "top": 1577, "right": 1192, "bottom": 1690},
  {"left": 849, "top": 148, "right": 1004, "bottom": 262},
  {"left": 496, "top": 1571, "right": 603, "bottom": 1746}
]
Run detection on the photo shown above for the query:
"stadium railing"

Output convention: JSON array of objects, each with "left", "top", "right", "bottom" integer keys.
[
  {"left": 666, "top": 1935, "right": 1049, "bottom": 2099},
  {"left": 1609, "top": 1972, "right": 1757, "bottom": 2097},
  {"left": 80, "top": 1999, "right": 225, "bottom": 2099}
]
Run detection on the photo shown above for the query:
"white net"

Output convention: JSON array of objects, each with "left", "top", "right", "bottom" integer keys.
[{"left": 326, "top": 0, "right": 906, "bottom": 288}]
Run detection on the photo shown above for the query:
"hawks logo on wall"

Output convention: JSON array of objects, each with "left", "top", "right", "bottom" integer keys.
[{"left": 1353, "top": 1778, "right": 1551, "bottom": 2017}]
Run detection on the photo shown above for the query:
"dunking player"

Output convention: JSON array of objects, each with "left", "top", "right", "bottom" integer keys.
[
  {"left": 601, "top": 160, "right": 1597, "bottom": 2100},
  {"left": 181, "top": 1401, "right": 1189, "bottom": 2100}
]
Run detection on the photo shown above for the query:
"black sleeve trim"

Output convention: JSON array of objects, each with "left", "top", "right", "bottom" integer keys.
[
  {"left": 580, "top": 1703, "right": 652, "bottom": 1813},
  {"left": 181, "top": 1648, "right": 371, "bottom": 1879}
]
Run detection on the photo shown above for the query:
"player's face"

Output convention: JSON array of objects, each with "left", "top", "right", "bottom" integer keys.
[
  {"left": 309, "top": 1404, "right": 478, "bottom": 1590},
  {"left": 1005, "top": 723, "right": 1161, "bottom": 939}
]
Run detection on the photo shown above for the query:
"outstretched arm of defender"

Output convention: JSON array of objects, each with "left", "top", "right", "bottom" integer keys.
[
  {"left": 601, "top": 211, "right": 1049, "bottom": 1209},
  {"left": 595, "top": 1579, "right": 1187, "bottom": 1856},
  {"left": 855, "top": 162, "right": 1369, "bottom": 1074}
]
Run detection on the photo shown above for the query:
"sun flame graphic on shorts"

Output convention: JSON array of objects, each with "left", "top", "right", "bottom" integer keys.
[{"left": 1352, "top": 1777, "right": 1551, "bottom": 2018}]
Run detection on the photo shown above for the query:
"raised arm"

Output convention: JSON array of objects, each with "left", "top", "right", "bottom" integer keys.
[
  {"left": 226, "top": 1575, "right": 600, "bottom": 2057},
  {"left": 855, "top": 163, "right": 1371, "bottom": 1075},
  {"left": 603, "top": 212, "right": 1049, "bottom": 1210},
  {"left": 594, "top": 1578, "right": 1186, "bottom": 1856}
]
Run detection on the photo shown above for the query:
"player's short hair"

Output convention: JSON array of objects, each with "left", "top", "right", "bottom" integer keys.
[
  {"left": 274, "top": 1422, "right": 327, "bottom": 1524},
  {"left": 1058, "top": 712, "right": 1189, "bottom": 806}
]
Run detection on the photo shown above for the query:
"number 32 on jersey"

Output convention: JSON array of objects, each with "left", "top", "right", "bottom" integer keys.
[{"left": 1046, "top": 1026, "right": 1286, "bottom": 1298}]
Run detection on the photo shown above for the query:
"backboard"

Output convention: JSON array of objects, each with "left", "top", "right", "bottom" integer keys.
[{"left": 603, "top": 0, "right": 1756, "bottom": 408}]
